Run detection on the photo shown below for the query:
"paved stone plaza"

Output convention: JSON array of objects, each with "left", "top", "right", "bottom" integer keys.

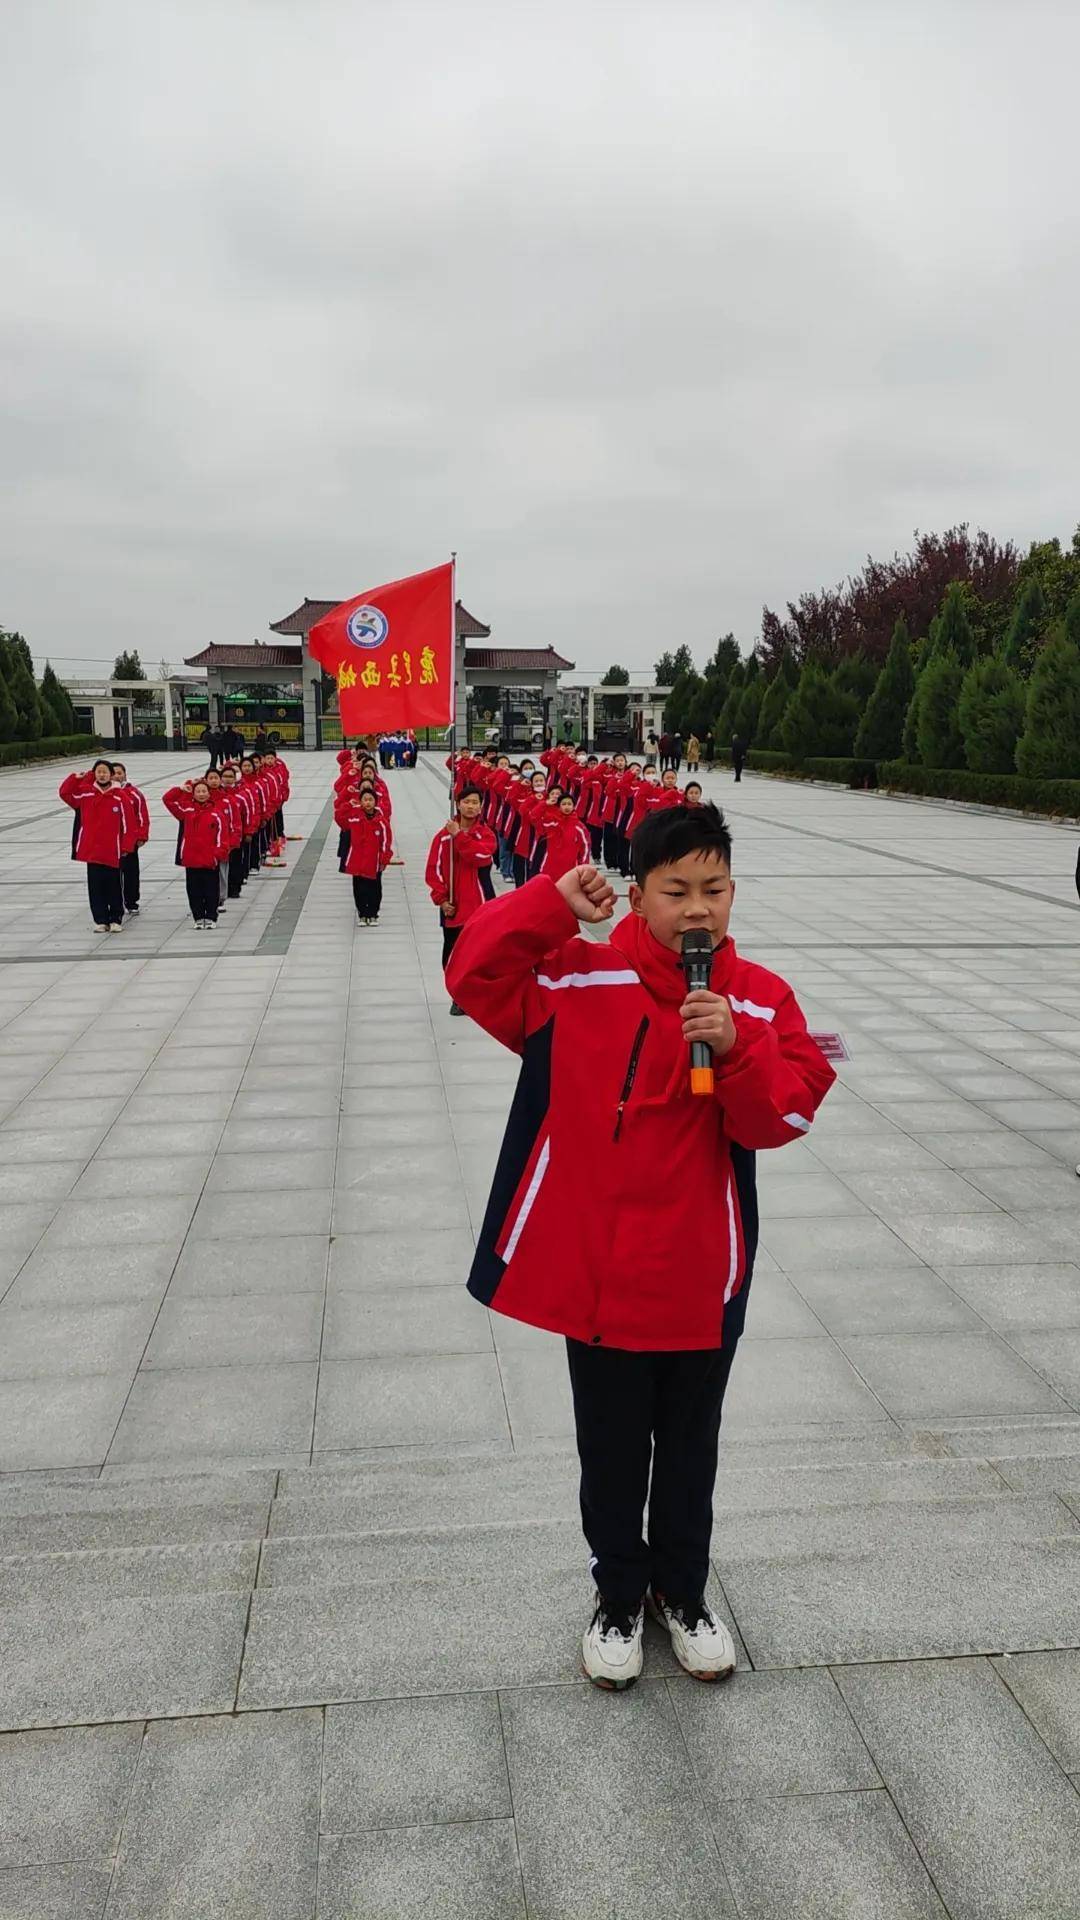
[{"left": 1, "top": 749, "right": 1080, "bottom": 1915}]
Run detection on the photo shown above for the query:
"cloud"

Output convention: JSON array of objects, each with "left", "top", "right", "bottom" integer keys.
[{"left": 1, "top": 0, "right": 1077, "bottom": 677}]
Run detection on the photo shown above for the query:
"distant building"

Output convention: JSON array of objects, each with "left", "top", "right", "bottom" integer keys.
[{"left": 62, "top": 672, "right": 206, "bottom": 749}]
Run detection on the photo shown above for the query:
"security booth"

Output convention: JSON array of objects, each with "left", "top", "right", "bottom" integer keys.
[{"left": 461, "top": 648, "right": 575, "bottom": 749}]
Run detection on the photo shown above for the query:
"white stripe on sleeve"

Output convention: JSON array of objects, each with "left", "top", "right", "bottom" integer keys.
[
  {"left": 783, "top": 1112, "right": 812, "bottom": 1132},
  {"left": 537, "top": 970, "right": 640, "bottom": 990},
  {"left": 729, "top": 995, "right": 776, "bottom": 1023}
]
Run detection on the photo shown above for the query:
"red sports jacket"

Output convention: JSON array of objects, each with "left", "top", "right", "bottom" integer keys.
[
  {"left": 59, "top": 774, "right": 124, "bottom": 867},
  {"left": 114, "top": 784, "right": 149, "bottom": 855},
  {"left": 447, "top": 879, "right": 835, "bottom": 1350},
  {"left": 163, "top": 790, "right": 224, "bottom": 868},
  {"left": 537, "top": 812, "right": 591, "bottom": 881},
  {"left": 341, "top": 808, "right": 391, "bottom": 878},
  {"left": 627, "top": 782, "right": 681, "bottom": 836},
  {"left": 425, "top": 822, "right": 497, "bottom": 928}
]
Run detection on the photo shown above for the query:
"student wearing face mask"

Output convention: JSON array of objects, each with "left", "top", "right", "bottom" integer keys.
[{"left": 59, "top": 760, "right": 126, "bottom": 931}]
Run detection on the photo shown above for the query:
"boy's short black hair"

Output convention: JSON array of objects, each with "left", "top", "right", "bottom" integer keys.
[
  {"left": 631, "top": 801, "right": 732, "bottom": 882},
  {"left": 458, "top": 785, "right": 483, "bottom": 801}
]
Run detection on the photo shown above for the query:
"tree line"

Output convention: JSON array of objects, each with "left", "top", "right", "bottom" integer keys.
[
  {"left": 634, "top": 526, "right": 1080, "bottom": 781},
  {"left": 0, "top": 630, "right": 79, "bottom": 743}
]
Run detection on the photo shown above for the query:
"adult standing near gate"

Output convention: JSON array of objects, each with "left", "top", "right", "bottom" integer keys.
[
  {"left": 685, "top": 733, "right": 701, "bottom": 775},
  {"left": 672, "top": 731, "right": 684, "bottom": 773},
  {"left": 731, "top": 732, "right": 746, "bottom": 783}
]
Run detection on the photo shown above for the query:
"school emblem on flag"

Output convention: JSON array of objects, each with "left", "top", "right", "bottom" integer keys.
[
  {"left": 308, "top": 562, "right": 454, "bottom": 733},
  {"left": 345, "top": 606, "right": 389, "bottom": 650}
]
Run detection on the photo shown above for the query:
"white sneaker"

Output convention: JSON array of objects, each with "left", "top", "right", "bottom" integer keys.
[
  {"left": 581, "top": 1594, "right": 644, "bottom": 1690},
  {"left": 93, "top": 923, "right": 109, "bottom": 932},
  {"left": 648, "top": 1590, "right": 736, "bottom": 1681},
  {"left": 108, "top": 923, "right": 123, "bottom": 932}
]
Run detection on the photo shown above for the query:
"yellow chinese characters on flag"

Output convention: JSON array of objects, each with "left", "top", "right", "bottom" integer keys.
[{"left": 308, "top": 563, "right": 454, "bottom": 733}]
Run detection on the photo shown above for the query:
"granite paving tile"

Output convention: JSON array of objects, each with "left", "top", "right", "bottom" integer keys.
[
  {"left": 314, "top": 1354, "right": 509, "bottom": 1450},
  {"left": 0, "top": 1863, "right": 112, "bottom": 1917},
  {"left": 836, "top": 1657, "right": 1080, "bottom": 1920},
  {"left": 992, "top": 1650, "right": 1080, "bottom": 1772},
  {"left": 106, "top": 1710, "right": 319, "bottom": 1920},
  {"left": 321, "top": 1286, "right": 491, "bottom": 1359},
  {"left": 0, "top": 1539, "right": 258, "bottom": 1605},
  {"left": 670, "top": 1667, "right": 881, "bottom": 1801},
  {"left": 168, "top": 1234, "right": 329, "bottom": 1297},
  {"left": 932, "top": 1262, "right": 1080, "bottom": 1332},
  {"left": 0, "top": 1720, "right": 144, "bottom": 1868},
  {"left": 317, "top": 1823, "right": 525, "bottom": 1920},
  {"left": 760, "top": 1215, "right": 917, "bottom": 1275},
  {"left": 0, "top": 1374, "right": 132, "bottom": 1471},
  {"left": 0, "top": 1301, "right": 157, "bottom": 1380},
  {"left": 713, "top": 1790, "right": 946, "bottom": 1920},
  {"left": 836, "top": 1331, "right": 1066, "bottom": 1419},
  {"left": 188, "top": 1187, "right": 332, "bottom": 1240},
  {"left": 0, "top": 1592, "right": 249, "bottom": 1730},
  {"left": 107, "top": 1363, "right": 319, "bottom": 1465},
  {"left": 514, "top": 1800, "right": 735, "bottom": 1920},
  {"left": 143, "top": 1292, "right": 323, "bottom": 1369},
  {"left": 321, "top": 1694, "right": 510, "bottom": 1832},
  {"left": 789, "top": 1266, "right": 980, "bottom": 1336}
]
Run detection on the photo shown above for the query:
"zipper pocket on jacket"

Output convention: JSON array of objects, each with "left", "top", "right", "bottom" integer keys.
[{"left": 613, "top": 1017, "right": 650, "bottom": 1142}]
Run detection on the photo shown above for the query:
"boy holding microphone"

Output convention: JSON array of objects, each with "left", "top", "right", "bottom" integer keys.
[{"left": 447, "top": 803, "right": 834, "bottom": 1687}]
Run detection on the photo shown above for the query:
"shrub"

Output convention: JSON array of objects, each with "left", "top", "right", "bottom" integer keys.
[
  {"left": 745, "top": 749, "right": 794, "bottom": 771},
  {"left": 0, "top": 733, "right": 97, "bottom": 768},
  {"left": 1015, "top": 630, "right": 1080, "bottom": 779},
  {"left": 1001, "top": 579, "right": 1046, "bottom": 675},
  {"left": 958, "top": 655, "right": 1025, "bottom": 774},
  {"left": 878, "top": 761, "right": 1080, "bottom": 817},
  {"left": 855, "top": 618, "right": 914, "bottom": 760},
  {"left": 802, "top": 757, "right": 878, "bottom": 788}
]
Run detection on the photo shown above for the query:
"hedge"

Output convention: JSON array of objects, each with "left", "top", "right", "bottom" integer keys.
[
  {"left": 0, "top": 734, "right": 98, "bottom": 768},
  {"left": 746, "top": 749, "right": 794, "bottom": 771},
  {"left": 801, "top": 757, "right": 878, "bottom": 789},
  {"left": 877, "top": 762, "right": 1080, "bottom": 817}
]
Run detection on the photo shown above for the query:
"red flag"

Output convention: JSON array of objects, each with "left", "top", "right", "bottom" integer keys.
[{"left": 307, "top": 562, "right": 454, "bottom": 734}]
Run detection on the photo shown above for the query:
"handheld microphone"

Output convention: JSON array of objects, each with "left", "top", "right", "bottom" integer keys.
[{"left": 680, "top": 929, "right": 716, "bottom": 1096}]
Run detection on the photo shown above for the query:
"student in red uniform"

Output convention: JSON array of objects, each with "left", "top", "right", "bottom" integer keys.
[
  {"left": 263, "top": 749, "right": 290, "bottom": 860},
  {"left": 446, "top": 802, "right": 834, "bottom": 1688},
  {"left": 425, "top": 786, "right": 497, "bottom": 1015},
  {"left": 111, "top": 762, "right": 149, "bottom": 917},
  {"left": 683, "top": 781, "right": 704, "bottom": 808},
  {"left": 509, "top": 770, "right": 548, "bottom": 887},
  {"left": 599, "top": 754, "right": 628, "bottom": 870},
  {"left": 59, "top": 760, "right": 126, "bottom": 931},
  {"left": 340, "top": 786, "right": 391, "bottom": 924},
  {"left": 627, "top": 765, "right": 681, "bottom": 839},
  {"left": 239, "top": 757, "right": 265, "bottom": 871},
  {"left": 163, "top": 779, "right": 225, "bottom": 927},
  {"left": 538, "top": 790, "right": 591, "bottom": 882},
  {"left": 220, "top": 764, "right": 247, "bottom": 898}
]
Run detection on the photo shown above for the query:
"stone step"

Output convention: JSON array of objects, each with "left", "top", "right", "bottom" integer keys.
[{"left": 0, "top": 1539, "right": 258, "bottom": 1606}]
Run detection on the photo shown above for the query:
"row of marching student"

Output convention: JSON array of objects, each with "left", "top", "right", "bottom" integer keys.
[
  {"left": 59, "top": 750, "right": 290, "bottom": 932},
  {"left": 447, "top": 743, "right": 706, "bottom": 884},
  {"left": 332, "top": 747, "right": 394, "bottom": 924}
]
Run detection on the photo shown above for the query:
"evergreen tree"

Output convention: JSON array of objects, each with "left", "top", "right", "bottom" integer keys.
[
  {"left": 39, "top": 662, "right": 75, "bottom": 735},
  {"left": 0, "top": 670, "right": 16, "bottom": 744},
  {"left": 915, "top": 648, "right": 965, "bottom": 768},
  {"left": 707, "top": 634, "right": 741, "bottom": 680},
  {"left": 779, "top": 662, "right": 859, "bottom": 758},
  {"left": 958, "top": 656, "right": 1026, "bottom": 774},
  {"left": 831, "top": 651, "right": 877, "bottom": 705},
  {"left": 1, "top": 631, "right": 34, "bottom": 680},
  {"left": 716, "top": 681, "right": 744, "bottom": 744},
  {"left": 932, "top": 582, "right": 978, "bottom": 668},
  {"left": 734, "top": 677, "right": 763, "bottom": 741},
  {"left": 1001, "top": 580, "right": 1046, "bottom": 676},
  {"left": 855, "top": 619, "right": 915, "bottom": 760},
  {"left": 742, "top": 651, "right": 761, "bottom": 683},
  {"left": 756, "top": 666, "right": 795, "bottom": 749},
  {"left": 654, "top": 645, "right": 695, "bottom": 686},
  {"left": 901, "top": 680, "right": 922, "bottom": 761},
  {"left": 6, "top": 651, "right": 43, "bottom": 740},
  {"left": 665, "top": 670, "right": 703, "bottom": 735},
  {"left": 1064, "top": 590, "right": 1080, "bottom": 651},
  {"left": 1015, "top": 630, "right": 1080, "bottom": 779}
]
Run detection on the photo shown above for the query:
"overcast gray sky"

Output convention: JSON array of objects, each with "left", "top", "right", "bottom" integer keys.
[{"left": 3, "top": 0, "right": 1078, "bottom": 679}]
